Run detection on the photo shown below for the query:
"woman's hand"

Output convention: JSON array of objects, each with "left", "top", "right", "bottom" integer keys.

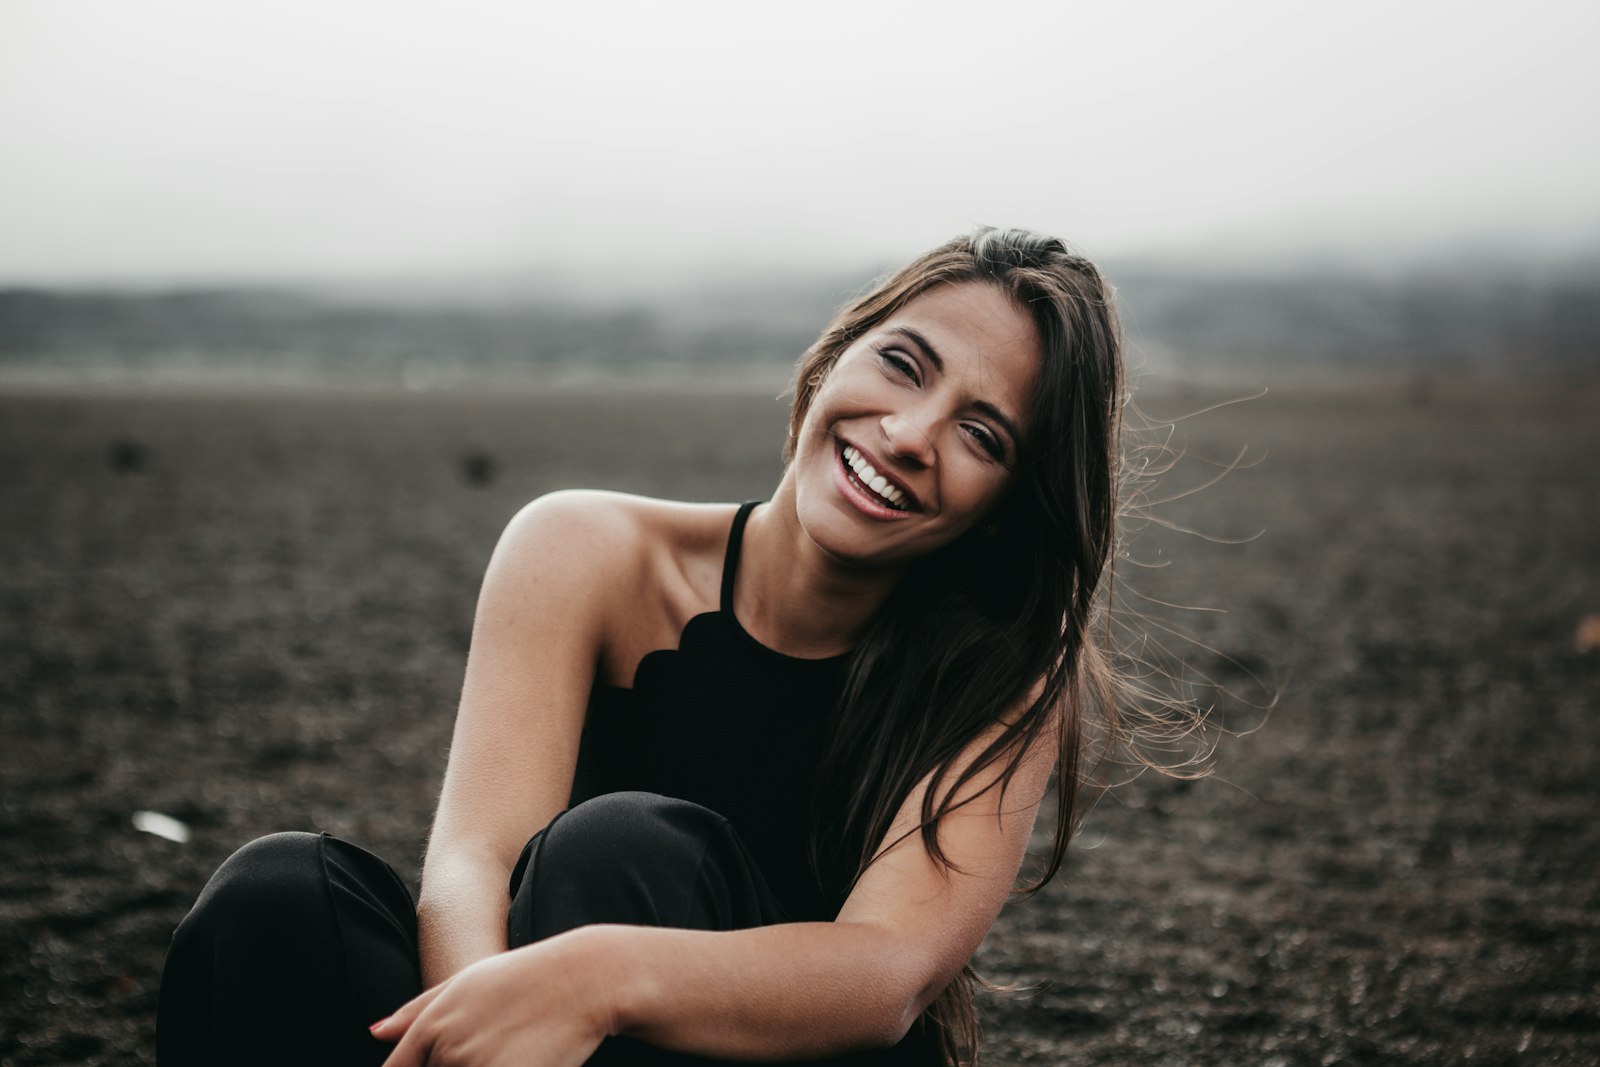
[{"left": 373, "top": 935, "right": 616, "bottom": 1067}]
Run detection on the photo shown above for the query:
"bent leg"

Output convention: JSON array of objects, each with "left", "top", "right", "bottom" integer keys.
[
  {"left": 157, "top": 831, "right": 420, "bottom": 1067},
  {"left": 508, "top": 790, "right": 786, "bottom": 947},
  {"left": 507, "top": 792, "right": 936, "bottom": 1066},
  {"left": 508, "top": 792, "right": 785, "bottom": 1066}
]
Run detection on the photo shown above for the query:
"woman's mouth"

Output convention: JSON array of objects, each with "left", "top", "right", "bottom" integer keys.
[{"left": 837, "top": 443, "right": 913, "bottom": 512}]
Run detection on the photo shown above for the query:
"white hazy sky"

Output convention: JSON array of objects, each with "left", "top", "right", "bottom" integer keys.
[{"left": 2, "top": 0, "right": 1597, "bottom": 284}]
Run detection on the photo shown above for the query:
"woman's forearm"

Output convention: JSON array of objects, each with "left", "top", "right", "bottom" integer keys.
[
  {"left": 416, "top": 850, "right": 512, "bottom": 988},
  {"left": 571, "top": 920, "right": 933, "bottom": 1059}
]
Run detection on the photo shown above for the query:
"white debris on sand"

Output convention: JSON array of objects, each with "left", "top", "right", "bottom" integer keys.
[{"left": 132, "top": 810, "right": 191, "bottom": 844}]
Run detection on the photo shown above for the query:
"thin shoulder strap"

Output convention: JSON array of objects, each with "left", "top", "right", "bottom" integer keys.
[{"left": 720, "top": 500, "right": 761, "bottom": 613}]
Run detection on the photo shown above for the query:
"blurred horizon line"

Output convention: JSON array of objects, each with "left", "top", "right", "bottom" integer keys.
[
  {"left": 5, "top": 232, "right": 1600, "bottom": 301},
  {"left": 3, "top": 239, "right": 1595, "bottom": 391}
]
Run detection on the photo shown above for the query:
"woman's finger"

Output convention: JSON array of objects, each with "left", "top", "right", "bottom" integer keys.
[
  {"left": 377, "top": 995, "right": 444, "bottom": 1067},
  {"left": 370, "top": 981, "right": 445, "bottom": 1043},
  {"left": 378, "top": 1022, "right": 431, "bottom": 1067}
]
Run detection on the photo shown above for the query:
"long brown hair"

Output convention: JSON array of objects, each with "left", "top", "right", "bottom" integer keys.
[{"left": 788, "top": 227, "right": 1127, "bottom": 1064}]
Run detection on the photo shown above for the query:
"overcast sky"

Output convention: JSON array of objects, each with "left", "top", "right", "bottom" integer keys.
[{"left": 2, "top": 0, "right": 1597, "bottom": 285}]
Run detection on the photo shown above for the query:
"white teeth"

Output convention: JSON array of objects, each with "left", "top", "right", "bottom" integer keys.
[{"left": 840, "top": 445, "right": 908, "bottom": 509}]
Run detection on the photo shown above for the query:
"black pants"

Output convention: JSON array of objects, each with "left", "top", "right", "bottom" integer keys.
[{"left": 157, "top": 791, "right": 936, "bottom": 1066}]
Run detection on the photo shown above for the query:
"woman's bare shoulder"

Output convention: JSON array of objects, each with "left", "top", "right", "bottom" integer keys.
[{"left": 493, "top": 490, "right": 740, "bottom": 606}]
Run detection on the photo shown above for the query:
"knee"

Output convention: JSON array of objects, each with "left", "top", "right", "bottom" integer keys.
[
  {"left": 543, "top": 791, "right": 728, "bottom": 871},
  {"left": 510, "top": 792, "right": 736, "bottom": 939},
  {"left": 177, "top": 832, "right": 332, "bottom": 948}
]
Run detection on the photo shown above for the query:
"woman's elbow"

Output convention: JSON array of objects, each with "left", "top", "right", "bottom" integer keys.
[
  {"left": 863, "top": 967, "right": 949, "bottom": 1051},
  {"left": 876, "top": 1005, "right": 922, "bottom": 1052},
  {"left": 831, "top": 1006, "right": 912, "bottom": 1055},
  {"left": 837, "top": 926, "right": 962, "bottom": 1050},
  {"left": 846, "top": 995, "right": 933, "bottom": 1053}
]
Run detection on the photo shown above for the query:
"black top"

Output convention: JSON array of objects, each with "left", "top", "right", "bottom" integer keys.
[{"left": 569, "top": 501, "right": 850, "bottom": 922}]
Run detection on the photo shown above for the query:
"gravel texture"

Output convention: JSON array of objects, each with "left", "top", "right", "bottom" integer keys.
[{"left": 2, "top": 379, "right": 1597, "bottom": 1065}]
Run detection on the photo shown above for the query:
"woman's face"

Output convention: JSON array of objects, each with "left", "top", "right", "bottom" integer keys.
[{"left": 790, "top": 280, "right": 1042, "bottom": 568}]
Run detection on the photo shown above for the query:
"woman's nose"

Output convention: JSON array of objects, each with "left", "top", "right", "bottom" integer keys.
[{"left": 880, "top": 410, "right": 934, "bottom": 467}]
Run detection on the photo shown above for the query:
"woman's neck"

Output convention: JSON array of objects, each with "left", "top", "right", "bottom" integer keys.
[{"left": 731, "top": 483, "right": 903, "bottom": 659}]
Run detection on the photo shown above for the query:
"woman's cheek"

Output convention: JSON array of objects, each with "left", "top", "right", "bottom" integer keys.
[
  {"left": 952, "top": 458, "right": 1010, "bottom": 523},
  {"left": 818, "top": 372, "right": 884, "bottom": 413}
]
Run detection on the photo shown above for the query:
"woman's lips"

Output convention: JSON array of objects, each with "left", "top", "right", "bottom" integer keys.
[{"left": 833, "top": 440, "right": 917, "bottom": 518}]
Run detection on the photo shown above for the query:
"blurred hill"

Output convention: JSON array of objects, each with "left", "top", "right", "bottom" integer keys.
[
  {"left": 1, "top": 258, "right": 1596, "bottom": 388},
  {"left": 1113, "top": 258, "right": 1600, "bottom": 380}
]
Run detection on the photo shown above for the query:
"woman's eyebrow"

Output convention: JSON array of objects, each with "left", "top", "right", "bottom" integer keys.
[
  {"left": 886, "top": 326, "right": 944, "bottom": 373},
  {"left": 974, "top": 400, "right": 1022, "bottom": 451},
  {"left": 884, "top": 326, "right": 1022, "bottom": 448}
]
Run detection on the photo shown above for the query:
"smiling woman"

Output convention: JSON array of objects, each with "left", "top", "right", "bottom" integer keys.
[
  {"left": 157, "top": 227, "right": 1146, "bottom": 1067},
  {"left": 790, "top": 282, "right": 1040, "bottom": 561}
]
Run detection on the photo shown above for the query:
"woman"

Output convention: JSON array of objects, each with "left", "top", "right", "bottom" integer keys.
[{"left": 157, "top": 226, "right": 1128, "bottom": 1066}]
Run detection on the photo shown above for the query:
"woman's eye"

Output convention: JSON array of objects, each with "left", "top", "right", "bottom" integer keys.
[
  {"left": 877, "top": 348, "right": 918, "bottom": 383},
  {"left": 966, "top": 424, "right": 1005, "bottom": 461}
]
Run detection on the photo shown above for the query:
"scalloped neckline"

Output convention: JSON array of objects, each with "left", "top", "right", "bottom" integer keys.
[
  {"left": 600, "top": 609, "right": 850, "bottom": 695},
  {"left": 600, "top": 500, "right": 851, "bottom": 694}
]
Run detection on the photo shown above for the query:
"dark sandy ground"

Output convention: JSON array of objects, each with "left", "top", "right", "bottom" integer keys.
[{"left": 2, "top": 377, "right": 1597, "bottom": 1065}]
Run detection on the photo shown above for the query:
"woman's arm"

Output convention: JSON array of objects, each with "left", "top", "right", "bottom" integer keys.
[
  {"left": 378, "top": 707, "right": 1058, "bottom": 1063},
  {"left": 416, "top": 492, "right": 634, "bottom": 987}
]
